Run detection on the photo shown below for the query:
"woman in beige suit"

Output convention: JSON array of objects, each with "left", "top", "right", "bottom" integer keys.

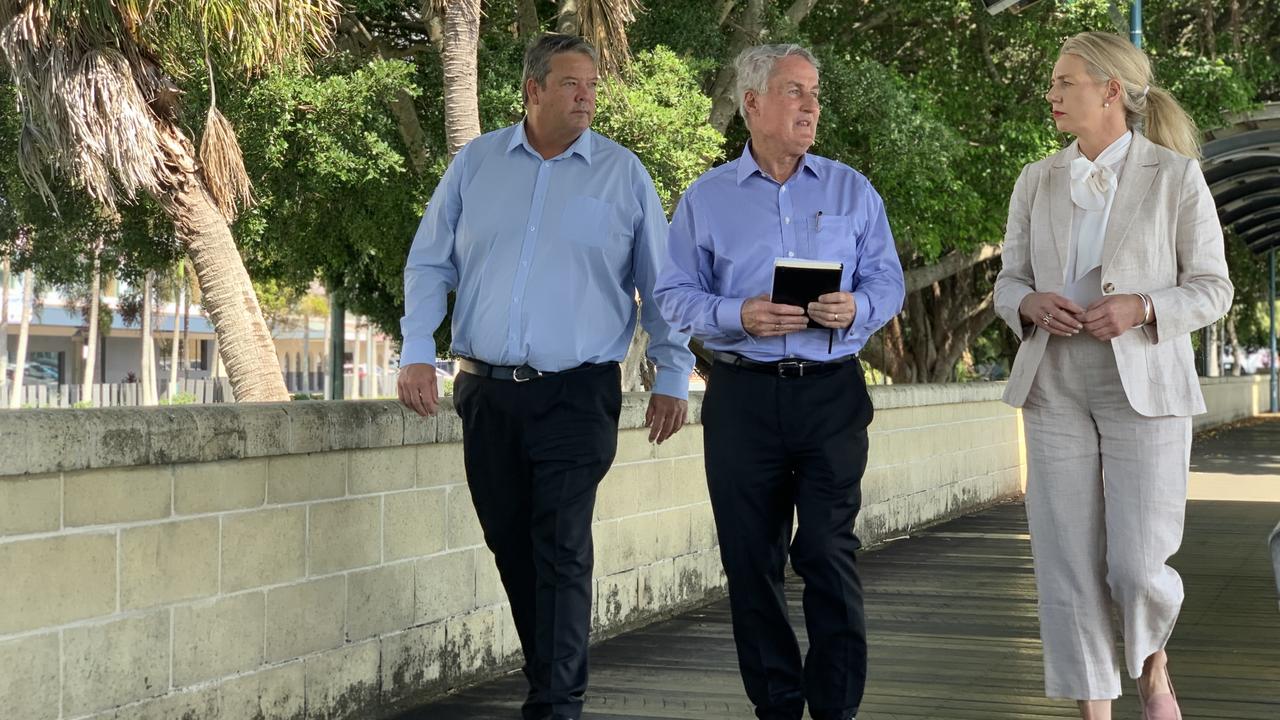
[{"left": 995, "top": 32, "right": 1233, "bottom": 720}]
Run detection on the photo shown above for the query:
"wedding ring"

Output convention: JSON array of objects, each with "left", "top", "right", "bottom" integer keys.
[{"left": 775, "top": 322, "right": 781, "bottom": 331}]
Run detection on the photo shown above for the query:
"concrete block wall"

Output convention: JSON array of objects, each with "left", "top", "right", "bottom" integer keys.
[
  {"left": 1196, "top": 375, "right": 1271, "bottom": 430},
  {"left": 0, "top": 384, "right": 1075, "bottom": 720}
]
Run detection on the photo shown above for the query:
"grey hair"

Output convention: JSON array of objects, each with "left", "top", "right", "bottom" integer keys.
[
  {"left": 734, "top": 44, "right": 820, "bottom": 123},
  {"left": 522, "top": 33, "right": 599, "bottom": 105}
]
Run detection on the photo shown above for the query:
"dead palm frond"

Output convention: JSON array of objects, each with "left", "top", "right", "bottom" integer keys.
[
  {"left": 576, "top": 0, "right": 643, "bottom": 76},
  {"left": 0, "top": 1, "right": 341, "bottom": 216}
]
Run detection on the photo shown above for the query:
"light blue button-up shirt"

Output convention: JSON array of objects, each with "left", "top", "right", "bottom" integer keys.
[
  {"left": 401, "top": 121, "right": 694, "bottom": 399},
  {"left": 654, "top": 145, "right": 905, "bottom": 361}
]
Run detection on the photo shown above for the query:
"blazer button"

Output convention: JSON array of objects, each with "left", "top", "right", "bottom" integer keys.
[{"left": 1102, "top": 282, "right": 1115, "bottom": 293}]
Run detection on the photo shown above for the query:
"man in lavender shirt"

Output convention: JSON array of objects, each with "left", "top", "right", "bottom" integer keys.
[{"left": 654, "top": 44, "right": 904, "bottom": 720}]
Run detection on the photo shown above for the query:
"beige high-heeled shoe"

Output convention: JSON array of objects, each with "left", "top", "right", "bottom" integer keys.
[{"left": 1139, "top": 664, "right": 1182, "bottom": 720}]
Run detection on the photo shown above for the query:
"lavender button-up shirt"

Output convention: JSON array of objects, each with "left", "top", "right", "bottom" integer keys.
[{"left": 654, "top": 145, "right": 905, "bottom": 362}]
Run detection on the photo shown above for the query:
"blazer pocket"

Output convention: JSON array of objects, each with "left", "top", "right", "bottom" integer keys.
[
  {"left": 1145, "top": 337, "right": 1193, "bottom": 386},
  {"left": 560, "top": 194, "right": 615, "bottom": 249}
]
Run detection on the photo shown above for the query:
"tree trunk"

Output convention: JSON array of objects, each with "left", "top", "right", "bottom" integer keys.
[
  {"left": 181, "top": 264, "right": 192, "bottom": 379},
  {"left": 8, "top": 269, "right": 33, "bottom": 409},
  {"left": 1226, "top": 307, "right": 1245, "bottom": 376},
  {"left": 442, "top": 0, "right": 483, "bottom": 157},
  {"left": 518, "top": 0, "right": 541, "bottom": 37},
  {"left": 707, "top": 0, "right": 767, "bottom": 135},
  {"left": 141, "top": 271, "right": 155, "bottom": 405},
  {"left": 620, "top": 322, "right": 655, "bottom": 392},
  {"left": 1, "top": 257, "right": 10, "bottom": 400},
  {"left": 145, "top": 93, "right": 290, "bottom": 402},
  {"left": 367, "top": 320, "right": 377, "bottom": 397},
  {"left": 169, "top": 268, "right": 184, "bottom": 397},
  {"left": 557, "top": 0, "right": 580, "bottom": 35},
  {"left": 82, "top": 245, "right": 102, "bottom": 398},
  {"left": 303, "top": 312, "right": 312, "bottom": 393},
  {"left": 160, "top": 176, "right": 289, "bottom": 402},
  {"left": 352, "top": 318, "right": 363, "bottom": 400},
  {"left": 784, "top": 0, "right": 819, "bottom": 25},
  {"left": 859, "top": 264, "right": 1000, "bottom": 383},
  {"left": 322, "top": 304, "right": 331, "bottom": 395}
]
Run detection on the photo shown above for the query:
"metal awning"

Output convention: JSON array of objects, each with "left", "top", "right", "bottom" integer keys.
[{"left": 1203, "top": 104, "right": 1280, "bottom": 255}]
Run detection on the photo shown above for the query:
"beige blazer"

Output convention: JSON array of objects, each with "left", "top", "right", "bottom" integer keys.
[{"left": 994, "top": 132, "right": 1233, "bottom": 417}]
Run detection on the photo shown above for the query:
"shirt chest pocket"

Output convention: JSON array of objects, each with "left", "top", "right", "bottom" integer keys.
[
  {"left": 807, "top": 213, "right": 857, "bottom": 261},
  {"left": 560, "top": 194, "right": 616, "bottom": 249}
]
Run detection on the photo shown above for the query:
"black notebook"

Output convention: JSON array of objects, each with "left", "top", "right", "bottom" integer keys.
[{"left": 771, "top": 258, "right": 844, "bottom": 329}]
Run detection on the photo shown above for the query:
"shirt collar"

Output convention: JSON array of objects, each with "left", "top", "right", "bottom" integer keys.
[
  {"left": 1073, "top": 130, "right": 1132, "bottom": 170},
  {"left": 735, "top": 142, "right": 821, "bottom": 185},
  {"left": 507, "top": 119, "right": 594, "bottom": 164}
]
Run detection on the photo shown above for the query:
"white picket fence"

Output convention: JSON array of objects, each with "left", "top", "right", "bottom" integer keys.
[{"left": 4, "top": 378, "right": 234, "bottom": 408}]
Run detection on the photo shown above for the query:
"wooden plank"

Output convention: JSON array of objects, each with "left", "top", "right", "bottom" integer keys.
[{"left": 401, "top": 420, "right": 1280, "bottom": 720}]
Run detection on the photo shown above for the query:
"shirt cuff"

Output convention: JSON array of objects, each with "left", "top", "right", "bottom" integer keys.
[
  {"left": 399, "top": 337, "right": 437, "bottom": 367},
  {"left": 843, "top": 291, "right": 871, "bottom": 342},
  {"left": 651, "top": 369, "right": 690, "bottom": 401},
  {"left": 715, "top": 297, "right": 748, "bottom": 338}
]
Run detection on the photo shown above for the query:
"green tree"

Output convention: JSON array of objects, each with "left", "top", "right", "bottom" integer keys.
[{"left": 0, "top": 0, "right": 342, "bottom": 401}]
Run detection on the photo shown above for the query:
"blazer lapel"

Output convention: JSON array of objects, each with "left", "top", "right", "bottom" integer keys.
[
  {"left": 1048, "top": 144, "right": 1074, "bottom": 279},
  {"left": 1101, "top": 132, "right": 1159, "bottom": 272}
]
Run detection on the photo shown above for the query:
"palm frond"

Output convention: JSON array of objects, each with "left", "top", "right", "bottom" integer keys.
[
  {"left": 1, "top": 3, "right": 168, "bottom": 211},
  {"left": 198, "top": 106, "right": 254, "bottom": 221},
  {"left": 170, "top": 0, "right": 343, "bottom": 75},
  {"left": 577, "top": 0, "right": 642, "bottom": 76}
]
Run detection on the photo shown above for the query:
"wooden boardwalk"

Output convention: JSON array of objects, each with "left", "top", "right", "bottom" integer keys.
[{"left": 406, "top": 418, "right": 1280, "bottom": 719}]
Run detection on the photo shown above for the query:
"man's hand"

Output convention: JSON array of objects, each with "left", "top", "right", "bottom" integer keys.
[
  {"left": 397, "top": 363, "right": 439, "bottom": 417},
  {"left": 645, "top": 393, "right": 688, "bottom": 445},
  {"left": 1082, "top": 294, "right": 1146, "bottom": 341},
  {"left": 807, "top": 292, "right": 856, "bottom": 329},
  {"left": 1019, "top": 292, "right": 1085, "bottom": 337},
  {"left": 742, "top": 294, "right": 809, "bottom": 337}
]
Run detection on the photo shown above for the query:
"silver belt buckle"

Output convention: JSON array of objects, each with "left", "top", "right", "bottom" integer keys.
[
  {"left": 512, "top": 365, "right": 543, "bottom": 383},
  {"left": 777, "top": 360, "right": 804, "bottom": 377}
]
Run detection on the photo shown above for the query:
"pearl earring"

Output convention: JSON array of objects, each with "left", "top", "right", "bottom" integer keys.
[{"left": 1104, "top": 102, "right": 1110, "bottom": 108}]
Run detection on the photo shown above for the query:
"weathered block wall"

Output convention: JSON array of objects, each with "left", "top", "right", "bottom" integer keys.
[
  {"left": 11, "top": 374, "right": 1266, "bottom": 720},
  {"left": 1196, "top": 375, "right": 1271, "bottom": 430}
]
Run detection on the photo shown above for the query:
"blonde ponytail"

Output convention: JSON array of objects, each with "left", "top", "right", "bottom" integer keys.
[
  {"left": 1142, "top": 85, "right": 1201, "bottom": 159},
  {"left": 1059, "top": 32, "right": 1201, "bottom": 159}
]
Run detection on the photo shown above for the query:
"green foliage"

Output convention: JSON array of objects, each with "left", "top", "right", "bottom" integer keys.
[
  {"left": 228, "top": 57, "right": 429, "bottom": 336},
  {"left": 161, "top": 392, "right": 199, "bottom": 406},
  {"left": 594, "top": 47, "right": 726, "bottom": 211}
]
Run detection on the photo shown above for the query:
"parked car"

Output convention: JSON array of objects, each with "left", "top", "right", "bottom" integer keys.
[{"left": 3, "top": 359, "right": 60, "bottom": 386}]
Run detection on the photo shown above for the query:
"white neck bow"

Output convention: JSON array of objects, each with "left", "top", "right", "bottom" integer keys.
[{"left": 1068, "top": 133, "right": 1131, "bottom": 211}]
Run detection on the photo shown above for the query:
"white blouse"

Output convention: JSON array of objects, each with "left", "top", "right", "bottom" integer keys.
[{"left": 1067, "top": 131, "right": 1132, "bottom": 283}]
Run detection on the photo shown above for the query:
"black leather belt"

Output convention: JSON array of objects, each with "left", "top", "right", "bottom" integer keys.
[
  {"left": 711, "top": 351, "right": 857, "bottom": 378},
  {"left": 457, "top": 357, "right": 607, "bottom": 383}
]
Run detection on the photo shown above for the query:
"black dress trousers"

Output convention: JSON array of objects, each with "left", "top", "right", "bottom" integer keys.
[
  {"left": 452, "top": 363, "right": 622, "bottom": 720},
  {"left": 702, "top": 360, "right": 873, "bottom": 720}
]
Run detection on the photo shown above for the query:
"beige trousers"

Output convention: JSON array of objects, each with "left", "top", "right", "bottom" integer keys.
[{"left": 1021, "top": 332, "right": 1191, "bottom": 700}]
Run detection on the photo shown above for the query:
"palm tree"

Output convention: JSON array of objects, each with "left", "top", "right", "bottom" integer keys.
[
  {"left": 0, "top": 255, "right": 10, "bottom": 398},
  {"left": 7, "top": 266, "right": 32, "bottom": 408},
  {"left": 0, "top": 1, "right": 341, "bottom": 402},
  {"left": 81, "top": 238, "right": 102, "bottom": 399},
  {"left": 436, "top": 0, "right": 482, "bottom": 156},
  {"left": 140, "top": 270, "right": 157, "bottom": 405}
]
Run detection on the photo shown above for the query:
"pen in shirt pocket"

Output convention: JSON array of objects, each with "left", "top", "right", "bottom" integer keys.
[{"left": 816, "top": 210, "right": 823, "bottom": 232}]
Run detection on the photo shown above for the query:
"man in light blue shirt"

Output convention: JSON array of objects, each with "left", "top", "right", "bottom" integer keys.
[
  {"left": 655, "top": 44, "right": 904, "bottom": 720},
  {"left": 397, "top": 33, "right": 693, "bottom": 720}
]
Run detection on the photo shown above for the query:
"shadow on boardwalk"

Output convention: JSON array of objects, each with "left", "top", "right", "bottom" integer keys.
[{"left": 406, "top": 417, "right": 1280, "bottom": 719}]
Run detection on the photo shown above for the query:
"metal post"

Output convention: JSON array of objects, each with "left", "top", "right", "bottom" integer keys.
[
  {"left": 328, "top": 295, "right": 345, "bottom": 401},
  {"left": 1130, "top": 0, "right": 1143, "bottom": 48},
  {"left": 1269, "top": 247, "right": 1277, "bottom": 413}
]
